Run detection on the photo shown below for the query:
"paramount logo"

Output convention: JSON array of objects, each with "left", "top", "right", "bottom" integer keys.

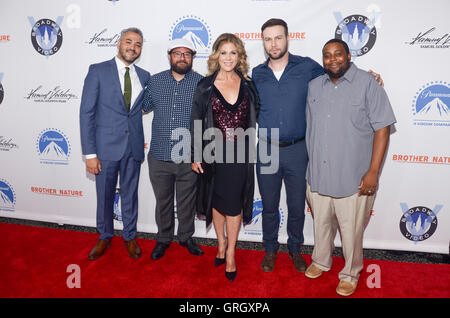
[
  {"left": 415, "top": 97, "right": 450, "bottom": 119},
  {"left": 182, "top": 31, "right": 207, "bottom": 50},
  {"left": 412, "top": 82, "right": 450, "bottom": 126},
  {"left": 36, "top": 129, "right": 71, "bottom": 165},
  {"left": 175, "top": 25, "right": 204, "bottom": 32},
  {"left": 0, "top": 190, "right": 14, "bottom": 208},
  {"left": 169, "top": 16, "right": 211, "bottom": 58},
  {"left": 0, "top": 179, "right": 15, "bottom": 212},
  {"left": 40, "top": 141, "right": 68, "bottom": 161}
]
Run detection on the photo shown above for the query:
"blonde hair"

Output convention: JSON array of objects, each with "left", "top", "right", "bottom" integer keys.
[{"left": 207, "top": 33, "right": 250, "bottom": 80}]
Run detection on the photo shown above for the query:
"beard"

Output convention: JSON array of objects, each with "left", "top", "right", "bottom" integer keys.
[
  {"left": 266, "top": 45, "right": 288, "bottom": 60},
  {"left": 325, "top": 63, "right": 350, "bottom": 79},
  {"left": 170, "top": 61, "right": 192, "bottom": 75},
  {"left": 118, "top": 48, "right": 140, "bottom": 64}
]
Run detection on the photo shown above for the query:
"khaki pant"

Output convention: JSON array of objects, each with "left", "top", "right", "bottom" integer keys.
[{"left": 306, "top": 183, "right": 374, "bottom": 283}]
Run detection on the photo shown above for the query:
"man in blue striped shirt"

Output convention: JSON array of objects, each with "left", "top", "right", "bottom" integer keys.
[{"left": 143, "top": 39, "right": 204, "bottom": 260}]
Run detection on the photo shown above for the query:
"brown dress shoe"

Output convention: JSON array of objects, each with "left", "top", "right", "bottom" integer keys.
[
  {"left": 124, "top": 239, "right": 141, "bottom": 259},
  {"left": 305, "top": 264, "right": 323, "bottom": 279},
  {"left": 288, "top": 252, "right": 307, "bottom": 272},
  {"left": 336, "top": 280, "right": 357, "bottom": 297},
  {"left": 88, "top": 239, "right": 111, "bottom": 260},
  {"left": 261, "top": 252, "right": 277, "bottom": 272}
]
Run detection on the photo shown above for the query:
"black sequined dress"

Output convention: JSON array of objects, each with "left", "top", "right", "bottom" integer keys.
[{"left": 211, "top": 81, "right": 250, "bottom": 216}]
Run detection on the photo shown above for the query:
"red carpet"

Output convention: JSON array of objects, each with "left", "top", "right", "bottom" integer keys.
[{"left": 0, "top": 222, "right": 448, "bottom": 298}]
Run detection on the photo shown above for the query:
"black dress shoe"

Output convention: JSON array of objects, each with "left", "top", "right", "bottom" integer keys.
[
  {"left": 179, "top": 238, "right": 204, "bottom": 256},
  {"left": 225, "top": 270, "right": 237, "bottom": 282},
  {"left": 151, "top": 242, "right": 170, "bottom": 260}
]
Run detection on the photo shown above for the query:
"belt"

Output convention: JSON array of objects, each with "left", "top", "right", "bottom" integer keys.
[{"left": 260, "top": 136, "right": 305, "bottom": 147}]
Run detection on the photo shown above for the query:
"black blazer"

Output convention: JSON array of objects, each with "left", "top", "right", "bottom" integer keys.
[{"left": 190, "top": 70, "right": 260, "bottom": 227}]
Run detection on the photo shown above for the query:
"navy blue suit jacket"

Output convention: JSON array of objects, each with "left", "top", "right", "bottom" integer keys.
[{"left": 80, "top": 58, "right": 151, "bottom": 162}]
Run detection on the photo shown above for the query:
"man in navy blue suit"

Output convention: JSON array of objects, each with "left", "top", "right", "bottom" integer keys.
[{"left": 80, "top": 27, "right": 150, "bottom": 260}]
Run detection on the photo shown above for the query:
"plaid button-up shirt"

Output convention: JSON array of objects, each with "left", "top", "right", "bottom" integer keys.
[{"left": 143, "top": 70, "right": 203, "bottom": 162}]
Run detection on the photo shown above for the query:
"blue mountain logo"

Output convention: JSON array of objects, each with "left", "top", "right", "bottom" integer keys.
[
  {"left": 36, "top": 129, "right": 71, "bottom": 165},
  {"left": 0, "top": 179, "right": 15, "bottom": 212}
]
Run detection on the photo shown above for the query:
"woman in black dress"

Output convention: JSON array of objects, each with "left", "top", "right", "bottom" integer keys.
[{"left": 191, "top": 33, "right": 259, "bottom": 282}]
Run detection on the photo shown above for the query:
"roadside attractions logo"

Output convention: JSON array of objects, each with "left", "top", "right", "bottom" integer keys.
[
  {"left": 28, "top": 17, "right": 64, "bottom": 56},
  {"left": 412, "top": 81, "right": 450, "bottom": 126},
  {"left": 0, "top": 178, "right": 16, "bottom": 212},
  {"left": 399, "top": 203, "right": 441, "bottom": 243},
  {"left": 334, "top": 12, "right": 378, "bottom": 57},
  {"left": 36, "top": 128, "right": 71, "bottom": 165},
  {"left": 169, "top": 15, "right": 211, "bottom": 58},
  {"left": 244, "top": 198, "right": 286, "bottom": 236}
]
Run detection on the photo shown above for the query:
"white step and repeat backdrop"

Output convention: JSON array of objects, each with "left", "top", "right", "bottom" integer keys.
[{"left": 1, "top": 0, "right": 449, "bottom": 254}]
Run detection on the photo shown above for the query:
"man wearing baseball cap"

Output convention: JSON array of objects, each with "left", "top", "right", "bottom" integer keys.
[{"left": 143, "top": 38, "right": 204, "bottom": 260}]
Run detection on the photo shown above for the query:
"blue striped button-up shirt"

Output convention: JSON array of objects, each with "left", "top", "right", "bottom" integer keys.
[{"left": 143, "top": 70, "right": 203, "bottom": 162}]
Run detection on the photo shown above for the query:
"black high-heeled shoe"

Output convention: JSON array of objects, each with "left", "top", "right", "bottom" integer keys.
[
  {"left": 214, "top": 255, "right": 226, "bottom": 267},
  {"left": 215, "top": 244, "right": 227, "bottom": 267},
  {"left": 225, "top": 270, "right": 237, "bottom": 282}
]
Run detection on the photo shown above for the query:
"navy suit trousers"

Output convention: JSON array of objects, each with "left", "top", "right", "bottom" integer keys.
[{"left": 95, "top": 144, "right": 141, "bottom": 241}]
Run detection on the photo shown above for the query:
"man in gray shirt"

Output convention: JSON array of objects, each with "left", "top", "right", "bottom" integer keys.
[{"left": 304, "top": 39, "right": 396, "bottom": 297}]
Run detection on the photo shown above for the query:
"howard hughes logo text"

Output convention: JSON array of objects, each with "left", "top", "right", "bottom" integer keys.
[
  {"left": 406, "top": 27, "right": 450, "bottom": 49},
  {"left": 25, "top": 85, "right": 78, "bottom": 103}
]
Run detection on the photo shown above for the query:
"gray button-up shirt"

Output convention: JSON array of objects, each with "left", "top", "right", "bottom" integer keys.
[{"left": 306, "top": 63, "right": 396, "bottom": 198}]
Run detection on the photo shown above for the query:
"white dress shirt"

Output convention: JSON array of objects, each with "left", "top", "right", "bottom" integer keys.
[
  {"left": 114, "top": 56, "right": 143, "bottom": 110},
  {"left": 85, "top": 56, "right": 143, "bottom": 160}
]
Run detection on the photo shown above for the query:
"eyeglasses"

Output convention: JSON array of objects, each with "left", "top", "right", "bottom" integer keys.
[{"left": 171, "top": 51, "right": 193, "bottom": 58}]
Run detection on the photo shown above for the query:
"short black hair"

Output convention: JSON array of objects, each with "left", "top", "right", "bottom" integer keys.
[
  {"left": 322, "top": 38, "right": 350, "bottom": 56},
  {"left": 261, "top": 18, "right": 288, "bottom": 36}
]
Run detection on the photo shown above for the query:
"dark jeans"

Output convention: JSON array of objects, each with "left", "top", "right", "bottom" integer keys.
[{"left": 256, "top": 139, "right": 308, "bottom": 254}]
